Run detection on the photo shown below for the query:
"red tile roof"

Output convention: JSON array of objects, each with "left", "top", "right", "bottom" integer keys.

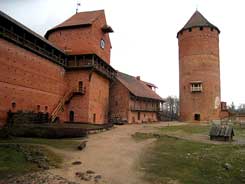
[
  {"left": 117, "top": 72, "right": 164, "bottom": 101},
  {"left": 143, "top": 81, "right": 158, "bottom": 88},
  {"left": 45, "top": 10, "right": 104, "bottom": 38}
]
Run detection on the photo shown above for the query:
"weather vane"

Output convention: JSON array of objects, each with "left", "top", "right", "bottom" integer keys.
[
  {"left": 196, "top": 0, "right": 199, "bottom": 11},
  {"left": 76, "top": 1, "right": 81, "bottom": 14}
]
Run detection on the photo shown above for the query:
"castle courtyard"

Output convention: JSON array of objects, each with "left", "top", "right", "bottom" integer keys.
[{"left": 2, "top": 122, "right": 245, "bottom": 184}]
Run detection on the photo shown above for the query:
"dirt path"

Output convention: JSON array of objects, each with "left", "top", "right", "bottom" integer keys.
[{"left": 48, "top": 122, "right": 183, "bottom": 184}]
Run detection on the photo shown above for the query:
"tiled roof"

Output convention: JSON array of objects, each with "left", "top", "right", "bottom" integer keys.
[
  {"left": 117, "top": 72, "right": 164, "bottom": 101},
  {"left": 177, "top": 10, "right": 220, "bottom": 36},
  {"left": 45, "top": 10, "right": 104, "bottom": 38},
  {"left": 143, "top": 81, "right": 158, "bottom": 88}
]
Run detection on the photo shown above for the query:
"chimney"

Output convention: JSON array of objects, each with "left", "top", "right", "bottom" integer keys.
[{"left": 136, "top": 76, "right": 140, "bottom": 80}]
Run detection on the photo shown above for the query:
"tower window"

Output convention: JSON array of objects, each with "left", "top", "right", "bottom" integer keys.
[
  {"left": 211, "top": 28, "right": 214, "bottom": 32},
  {"left": 200, "top": 27, "right": 203, "bottom": 31},
  {"left": 188, "top": 28, "right": 192, "bottom": 32},
  {"left": 190, "top": 82, "right": 203, "bottom": 92}
]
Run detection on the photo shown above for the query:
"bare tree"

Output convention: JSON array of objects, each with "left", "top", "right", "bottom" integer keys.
[{"left": 161, "top": 96, "right": 179, "bottom": 120}]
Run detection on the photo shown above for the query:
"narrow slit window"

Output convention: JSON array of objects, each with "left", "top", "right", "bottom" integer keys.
[
  {"left": 79, "top": 81, "right": 83, "bottom": 92},
  {"left": 11, "top": 102, "right": 16, "bottom": 109}
]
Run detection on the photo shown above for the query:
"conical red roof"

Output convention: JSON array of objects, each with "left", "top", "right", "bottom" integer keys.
[{"left": 177, "top": 11, "right": 220, "bottom": 36}]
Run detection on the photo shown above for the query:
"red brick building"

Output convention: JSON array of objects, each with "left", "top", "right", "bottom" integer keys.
[
  {"left": 109, "top": 72, "right": 164, "bottom": 123},
  {"left": 0, "top": 10, "right": 116, "bottom": 126},
  {"left": 177, "top": 11, "right": 222, "bottom": 122},
  {"left": 0, "top": 9, "right": 166, "bottom": 126}
]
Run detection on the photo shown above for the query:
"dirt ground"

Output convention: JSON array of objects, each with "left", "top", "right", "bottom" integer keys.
[{"left": 47, "top": 122, "right": 183, "bottom": 184}]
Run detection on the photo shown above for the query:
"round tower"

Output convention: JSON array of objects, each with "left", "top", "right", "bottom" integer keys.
[{"left": 177, "top": 11, "right": 221, "bottom": 122}]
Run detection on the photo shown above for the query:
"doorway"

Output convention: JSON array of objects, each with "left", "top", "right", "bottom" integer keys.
[
  {"left": 194, "top": 113, "right": 200, "bottom": 121},
  {"left": 69, "top": 111, "right": 74, "bottom": 122},
  {"left": 137, "top": 112, "right": 140, "bottom": 121}
]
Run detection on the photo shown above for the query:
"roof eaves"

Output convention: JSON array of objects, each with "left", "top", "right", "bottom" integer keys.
[{"left": 44, "top": 23, "right": 92, "bottom": 39}]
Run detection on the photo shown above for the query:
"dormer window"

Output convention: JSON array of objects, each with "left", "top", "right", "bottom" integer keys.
[{"left": 190, "top": 81, "right": 203, "bottom": 92}]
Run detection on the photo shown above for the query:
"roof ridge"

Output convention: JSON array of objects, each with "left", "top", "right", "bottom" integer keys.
[{"left": 45, "top": 9, "right": 105, "bottom": 38}]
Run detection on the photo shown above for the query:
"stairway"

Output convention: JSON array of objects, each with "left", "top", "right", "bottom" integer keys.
[{"left": 50, "top": 88, "right": 75, "bottom": 123}]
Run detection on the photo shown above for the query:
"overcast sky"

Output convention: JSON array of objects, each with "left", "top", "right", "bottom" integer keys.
[{"left": 1, "top": 0, "right": 245, "bottom": 106}]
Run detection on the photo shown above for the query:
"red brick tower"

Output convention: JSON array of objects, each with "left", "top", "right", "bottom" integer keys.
[
  {"left": 45, "top": 10, "right": 112, "bottom": 64},
  {"left": 45, "top": 10, "right": 115, "bottom": 124},
  {"left": 177, "top": 11, "right": 221, "bottom": 122}
]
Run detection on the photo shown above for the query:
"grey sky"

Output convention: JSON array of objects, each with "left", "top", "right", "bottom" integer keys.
[{"left": 1, "top": 0, "right": 245, "bottom": 106}]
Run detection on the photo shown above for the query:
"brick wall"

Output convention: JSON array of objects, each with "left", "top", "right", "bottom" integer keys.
[
  {"left": 88, "top": 72, "right": 110, "bottom": 124},
  {"left": 220, "top": 110, "right": 229, "bottom": 119},
  {"left": 178, "top": 27, "right": 221, "bottom": 122},
  {"left": 64, "top": 70, "right": 91, "bottom": 122},
  {"left": 236, "top": 116, "right": 245, "bottom": 121},
  {"left": 128, "top": 111, "right": 157, "bottom": 124},
  {"left": 0, "top": 38, "right": 66, "bottom": 125},
  {"left": 109, "top": 80, "right": 129, "bottom": 121}
]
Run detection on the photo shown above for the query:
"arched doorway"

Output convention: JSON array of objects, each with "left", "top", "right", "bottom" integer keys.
[{"left": 69, "top": 111, "right": 74, "bottom": 122}]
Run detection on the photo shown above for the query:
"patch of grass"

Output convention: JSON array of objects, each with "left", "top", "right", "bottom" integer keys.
[
  {"left": 132, "top": 132, "right": 160, "bottom": 141},
  {"left": 0, "top": 144, "right": 62, "bottom": 180},
  {"left": 0, "top": 145, "right": 37, "bottom": 179},
  {"left": 232, "top": 124, "right": 245, "bottom": 138},
  {"left": 139, "top": 135, "right": 245, "bottom": 184},
  {"left": 0, "top": 137, "right": 81, "bottom": 150},
  {"left": 160, "top": 124, "right": 211, "bottom": 135},
  {"left": 159, "top": 123, "right": 245, "bottom": 140}
]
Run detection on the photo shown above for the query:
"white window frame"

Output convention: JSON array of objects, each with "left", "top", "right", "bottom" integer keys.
[{"left": 190, "top": 81, "right": 203, "bottom": 92}]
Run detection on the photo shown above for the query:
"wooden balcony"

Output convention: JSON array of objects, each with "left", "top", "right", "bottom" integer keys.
[
  {"left": 66, "top": 54, "right": 116, "bottom": 80},
  {"left": 130, "top": 106, "right": 162, "bottom": 112},
  {"left": 74, "top": 86, "right": 86, "bottom": 95},
  {"left": 65, "top": 87, "right": 86, "bottom": 104}
]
